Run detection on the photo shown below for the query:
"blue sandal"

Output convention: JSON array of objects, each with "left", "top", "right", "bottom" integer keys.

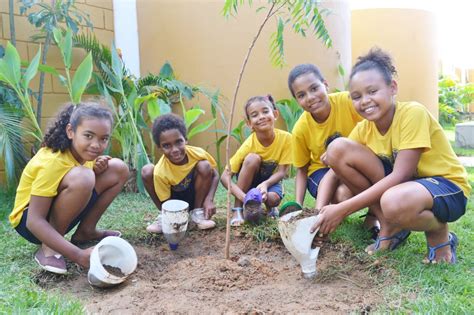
[
  {"left": 426, "top": 232, "right": 458, "bottom": 264},
  {"left": 374, "top": 229, "right": 411, "bottom": 251}
]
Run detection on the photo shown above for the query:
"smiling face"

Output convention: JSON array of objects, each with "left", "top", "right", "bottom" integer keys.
[
  {"left": 349, "top": 68, "right": 398, "bottom": 132},
  {"left": 246, "top": 100, "right": 278, "bottom": 133},
  {"left": 159, "top": 128, "right": 188, "bottom": 165},
  {"left": 67, "top": 118, "right": 112, "bottom": 164},
  {"left": 291, "top": 72, "right": 330, "bottom": 122}
]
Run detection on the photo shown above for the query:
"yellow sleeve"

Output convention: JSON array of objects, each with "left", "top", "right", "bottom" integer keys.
[
  {"left": 230, "top": 137, "right": 252, "bottom": 173},
  {"left": 279, "top": 132, "right": 293, "bottom": 165},
  {"left": 292, "top": 118, "right": 311, "bottom": 168},
  {"left": 399, "top": 105, "right": 431, "bottom": 150}
]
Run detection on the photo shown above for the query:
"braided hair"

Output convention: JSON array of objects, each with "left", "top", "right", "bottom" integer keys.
[
  {"left": 42, "top": 102, "right": 113, "bottom": 152},
  {"left": 152, "top": 113, "right": 187, "bottom": 146},
  {"left": 244, "top": 94, "right": 277, "bottom": 119},
  {"left": 350, "top": 47, "right": 397, "bottom": 85},
  {"left": 288, "top": 64, "right": 325, "bottom": 97}
]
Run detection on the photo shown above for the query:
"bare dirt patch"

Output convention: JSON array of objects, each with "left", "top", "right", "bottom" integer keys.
[{"left": 34, "top": 224, "right": 385, "bottom": 313}]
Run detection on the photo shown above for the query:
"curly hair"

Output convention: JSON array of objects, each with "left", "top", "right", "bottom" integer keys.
[
  {"left": 350, "top": 47, "right": 397, "bottom": 85},
  {"left": 287, "top": 64, "right": 325, "bottom": 97},
  {"left": 152, "top": 113, "right": 187, "bottom": 146},
  {"left": 42, "top": 102, "right": 113, "bottom": 152},
  {"left": 244, "top": 94, "right": 277, "bottom": 119}
]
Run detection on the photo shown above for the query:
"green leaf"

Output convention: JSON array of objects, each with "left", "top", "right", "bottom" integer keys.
[
  {"left": 63, "top": 29, "right": 73, "bottom": 69},
  {"left": 22, "top": 47, "right": 41, "bottom": 91},
  {"left": 71, "top": 53, "right": 93, "bottom": 103},
  {"left": 188, "top": 119, "right": 216, "bottom": 139},
  {"left": 159, "top": 62, "right": 174, "bottom": 78},
  {"left": 111, "top": 42, "right": 123, "bottom": 80},
  {"left": 184, "top": 108, "right": 205, "bottom": 128},
  {"left": 159, "top": 99, "right": 172, "bottom": 115},
  {"left": 0, "top": 42, "right": 22, "bottom": 87},
  {"left": 337, "top": 64, "right": 345, "bottom": 77},
  {"left": 147, "top": 98, "right": 160, "bottom": 120}
]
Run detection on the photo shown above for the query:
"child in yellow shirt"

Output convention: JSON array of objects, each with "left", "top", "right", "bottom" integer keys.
[
  {"left": 220, "top": 95, "right": 292, "bottom": 225},
  {"left": 142, "top": 113, "right": 219, "bottom": 233},
  {"left": 10, "top": 103, "right": 128, "bottom": 274},
  {"left": 312, "top": 48, "right": 470, "bottom": 264}
]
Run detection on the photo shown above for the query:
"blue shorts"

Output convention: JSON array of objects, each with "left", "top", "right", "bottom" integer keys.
[
  {"left": 307, "top": 167, "right": 330, "bottom": 198},
  {"left": 15, "top": 190, "right": 99, "bottom": 244},
  {"left": 238, "top": 173, "right": 284, "bottom": 201},
  {"left": 169, "top": 170, "right": 196, "bottom": 208},
  {"left": 415, "top": 177, "right": 467, "bottom": 223}
]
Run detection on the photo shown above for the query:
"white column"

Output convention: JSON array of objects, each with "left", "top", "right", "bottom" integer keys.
[{"left": 113, "top": 0, "right": 141, "bottom": 77}]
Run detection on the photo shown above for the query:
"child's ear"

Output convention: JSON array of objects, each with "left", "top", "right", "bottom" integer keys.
[
  {"left": 273, "top": 109, "right": 280, "bottom": 120},
  {"left": 66, "top": 123, "right": 74, "bottom": 140},
  {"left": 390, "top": 79, "right": 398, "bottom": 95},
  {"left": 245, "top": 118, "right": 252, "bottom": 129}
]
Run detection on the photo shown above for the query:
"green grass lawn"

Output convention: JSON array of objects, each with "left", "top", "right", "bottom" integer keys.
[{"left": 1, "top": 171, "right": 473, "bottom": 313}]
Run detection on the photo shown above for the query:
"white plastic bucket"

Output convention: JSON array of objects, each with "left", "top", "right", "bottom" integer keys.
[
  {"left": 161, "top": 199, "right": 189, "bottom": 250},
  {"left": 278, "top": 211, "right": 320, "bottom": 279},
  {"left": 88, "top": 236, "right": 138, "bottom": 288}
]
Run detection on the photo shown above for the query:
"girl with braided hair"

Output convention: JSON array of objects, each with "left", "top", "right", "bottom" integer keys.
[{"left": 9, "top": 102, "right": 129, "bottom": 274}]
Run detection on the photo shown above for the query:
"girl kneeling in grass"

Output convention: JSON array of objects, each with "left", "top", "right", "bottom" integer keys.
[
  {"left": 10, "top": 103, "right": 129, "bottom": 274},
  {"left": 312, "top": 48, "right": 470, "bottom": 264}
]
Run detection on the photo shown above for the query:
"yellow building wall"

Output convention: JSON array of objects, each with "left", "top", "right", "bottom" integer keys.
[
  {"left": 0, "top": 0, "right": 115, "bottom": 183},
  {"left": 136, "top": 0, "right": 352, "bottom": 155},
  {"left": 351, "top": 8, "right": 438, "bottom": 117}
]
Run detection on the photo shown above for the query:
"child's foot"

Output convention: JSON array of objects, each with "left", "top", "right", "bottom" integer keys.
[
  {"left": 191, "top": 208, "right": 216, "bottom": 230},
  {"left": 361, "top": 211, "right": 380, "bottom": 240},
  {"left": 71, "top": 229, "right": 122, "bottom": 245},
  {"left": 423, "top": 232, "right": 458, "bottom": 264},
  {"left": 230, "top": 207, "right": 244, "bottom": 227},
  {"left": 34, "top": 247, "right": 67, "bottom": 274},
  {"left": 365, "top": 230, "right": 411, "bottom": 255},
  {"left": 146, "top": 215, "right": 163, "bottom": 234}
]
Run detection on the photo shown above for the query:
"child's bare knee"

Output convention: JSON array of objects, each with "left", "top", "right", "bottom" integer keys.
[
  {"left": 108, "top": 158, "right": 129, "bottom": 180},
  {"left": 195, "top": 160, "right": 212, "bottom": 175},
  {"left": 325, "top": 138, "right": 351, "bottom": 165},
  {"left": 243, "top": 153, "right": 261, "bottom": 167},
  {"left": 65, "top": 166, "right": 95, "bottom": 190},
  {"left": 380, "top": 189, "right": 403, "bottom": 223},
  {"left": 141, "top": 164, "right": 154, "bottom": 182}
]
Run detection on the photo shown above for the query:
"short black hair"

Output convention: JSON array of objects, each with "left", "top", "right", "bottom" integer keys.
[
  {"left": 152, "top": 113, "right": 187, "bottom": 146},
  {"left": 288, "top": 64, "right": 325, "bottom": 97},
  {"left": 350, "top": 47, "right": 397, "bottom": 85}
]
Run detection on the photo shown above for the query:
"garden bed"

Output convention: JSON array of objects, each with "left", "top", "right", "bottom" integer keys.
[{"left": 34, "top": 224, "right": 386, "bottom": 313}]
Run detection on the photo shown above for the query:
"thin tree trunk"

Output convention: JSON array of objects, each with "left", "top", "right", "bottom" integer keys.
[
  {"left": 9, "top": 0, "right": 16, "bottom": 46},
  {"left": 224, "top": 2, "right": 277, "bottom": 259},
  {"left": 36, "top": 32, "right": 52, "bottom": 124}
]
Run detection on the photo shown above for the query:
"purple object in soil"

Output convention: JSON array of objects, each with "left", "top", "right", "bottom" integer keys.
[
  {"left": 244, "top": 188, "right": 263, "bottom": 206},
  {"left": 169, "top": 243, "right": 178, "bottom": 250}
]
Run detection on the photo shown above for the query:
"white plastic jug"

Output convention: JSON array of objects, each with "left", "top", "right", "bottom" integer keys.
[
  {"left": 88, "top": 236, "right": 138, "bottom": 288},
  {"left": 278, "top": 210, "right": 320, "bottom": 279},
  {"left": 161, "top": 199, "right": 189, "bottom": 250}
]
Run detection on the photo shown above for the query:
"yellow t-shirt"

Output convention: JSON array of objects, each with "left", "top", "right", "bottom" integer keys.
[
  {"left": 229, "top": 128, "right": 292, "bottom": 177},
  {"left": 9, "top": 147, "right": 94, "bottom": 227},
  {"left": 153, "top": 145, "right": 217, "bottom": 201},
  {"left": 349, "top": 101, "right": 471, "bottom": 197},
  {"left": 292, "top": 91, "right": 362, "bottom": 175}
]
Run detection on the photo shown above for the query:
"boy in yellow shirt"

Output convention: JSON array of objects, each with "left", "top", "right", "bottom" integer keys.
[{"left": 142, "top": 114, "right": 219, "bottom": 233}]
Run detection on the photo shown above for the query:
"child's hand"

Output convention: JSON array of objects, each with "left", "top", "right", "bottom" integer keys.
[
  {"left": 93, "top": 155, "right": 111, "bottom": 175},
  {"left": 256, "top": 183, "right": 268, "bottom": 202},
  {"left": 77, "top": 247, "right": 94, "bottom": 268},
  {"left": 310, "top": 204, "right": 345, "bottom": 235},
  {"left": 203, "top": 199, "right": 216, "bottom": 219}
]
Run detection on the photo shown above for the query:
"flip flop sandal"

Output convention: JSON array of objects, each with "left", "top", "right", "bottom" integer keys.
[
  {"left": 426, "top": 232, "right": 458, "bottom": 264},
  {"left": 71, "top": 230, "right": 122, "bottom": 246},
  {"left": 373, "top": 229, "right": 411, "bottom": 251},
  {"left": 230, "top": 207, "right": 244, "bottom": 227}
]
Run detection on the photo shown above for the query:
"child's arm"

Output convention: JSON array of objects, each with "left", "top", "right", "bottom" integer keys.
[
  {"left": 203, "top": 168, "right": 219, "bottom": 219},
  {"left": 312, "top": 148, "right": 423, "bottom": 234},
  {"left": 220, "top": 168, "right": 246, "bottom": 202},
  {"left": 26, "top": 196, "right": 91, "bottom": 267},
  {"left": 256, "top": 164, "right": 289, "bottom": 201},
  {"left": 315, "top": 169, "right": 339, "bottom": 210},
  {"left": 295, "top": 163, "right": 309, "bottom": 205}
]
